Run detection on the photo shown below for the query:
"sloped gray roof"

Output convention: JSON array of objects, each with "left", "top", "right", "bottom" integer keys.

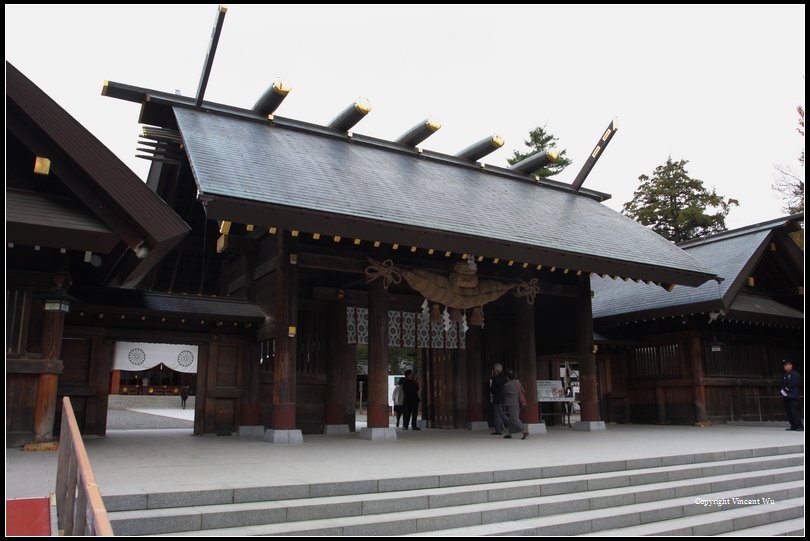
[
  {"left": 592, "top": 216, "right": 801, "bottom": 320},
  {"left": 175, "top": 108, "right": 713, "bottom": 287},
  {"left": 729, "top": 293, "right": 804, "bottom": 320},
  {"left": 7, "top": 189, "right": 118, "bottom": 252}
]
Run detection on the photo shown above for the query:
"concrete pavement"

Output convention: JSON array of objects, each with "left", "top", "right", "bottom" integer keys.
[{"left": 5, "top": 423, "right": 803, "bottom": 501}]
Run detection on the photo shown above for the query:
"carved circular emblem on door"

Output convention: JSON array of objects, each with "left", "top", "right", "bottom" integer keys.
[
  {"left": 177, "top": 350, "right": 195, "bottom": 367},
  {"left": 128, "top": 348, "right": 146, "bottom": 366}
]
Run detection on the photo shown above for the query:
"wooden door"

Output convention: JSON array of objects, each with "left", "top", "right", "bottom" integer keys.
[
  {"left": 200, "top": 340, "right": 246, "bottom": 435},
  {"left": 57, "top": 328, "right": 109, "bottom": 436}
]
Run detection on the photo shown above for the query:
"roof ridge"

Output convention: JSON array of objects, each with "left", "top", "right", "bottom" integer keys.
[
  {"left": 104, "top": 80, "right": 612, "bottom": 201},
  {"left": 678, "top": 214, "right": 803, "bottom": 248}
]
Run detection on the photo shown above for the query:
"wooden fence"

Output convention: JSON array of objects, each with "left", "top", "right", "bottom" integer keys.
[{"left": 55, "top": 397, "right": 114, "bottom": 535}]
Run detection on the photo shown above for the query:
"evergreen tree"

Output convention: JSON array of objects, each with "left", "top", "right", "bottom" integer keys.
[
  {"left": 622, "top": 157, "right": 738, "bottom": 243},
  {"left": 507, "top": 126, "right": 571, "bottom": 177}
]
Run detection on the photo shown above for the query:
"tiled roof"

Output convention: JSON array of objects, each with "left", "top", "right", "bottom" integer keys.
[{"left": 175, "top": 107, "right": 714, "bottom": 287}]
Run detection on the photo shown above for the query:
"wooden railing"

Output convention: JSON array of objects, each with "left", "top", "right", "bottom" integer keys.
[{"left": 55, "top": 397, "right": 114, "bottom": 536}]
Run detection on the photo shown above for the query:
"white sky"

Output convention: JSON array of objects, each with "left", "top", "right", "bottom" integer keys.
[{"left": 5, "top": 4, "right": 805, "bottom": 229}]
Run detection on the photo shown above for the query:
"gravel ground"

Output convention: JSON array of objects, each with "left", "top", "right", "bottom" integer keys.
[{"left": 106, "top": 409, "right": 193, "bottom": 430}]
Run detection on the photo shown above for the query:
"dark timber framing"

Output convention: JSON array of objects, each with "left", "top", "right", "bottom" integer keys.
[
  {"left": 6, "top": 63, "right": 191, "bottom": 447},
  {"left": 8, "top": 35, "right": 742, "bottom": 447},
  {"left": 94, "top": 61, "right": 727, "bottom": 440},
  {"left": 592, "top": 216, "right": 804, "bottom": 426}
]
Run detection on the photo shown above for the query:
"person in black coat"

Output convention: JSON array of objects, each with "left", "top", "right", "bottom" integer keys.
[
  {"left": 490, "top": 363, "right": 508, "bottom": 435},
  {"left": 782, "top": 360, "right": 803, "bottom": 431},
  {"left": 401, "top": 370, "right": 421, "bottom": 430}
]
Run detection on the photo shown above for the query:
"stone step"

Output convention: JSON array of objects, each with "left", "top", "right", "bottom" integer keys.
[
  {"left": 717, "top": 517, "right": 805, "bottom": 536},
  {"left": 103, "top": 446, "right": 804, "bottom": 511},
  {"left": 581, "top": 497, "right": 804, "bottom": 536},
  {"left": 404, "top": 482, "right": 803, "bottom": 537},
  {"left": 129, "top": 472, "right": 802, "bottom": 536},
  {"left": 108, "top": 455, "right": 802, "bottom": 534}
]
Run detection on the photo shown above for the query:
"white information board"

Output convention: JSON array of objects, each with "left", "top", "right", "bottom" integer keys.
[{"left": 537, "top": 380, "right": 571, "bottom": 402}]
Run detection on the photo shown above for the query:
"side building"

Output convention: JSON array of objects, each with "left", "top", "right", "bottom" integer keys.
[
  {"left": 6, "top": 62, "right": 263, "bottom": 446},
  {"left": 592, "top": 216, "right": 804, "bottom": 425}
]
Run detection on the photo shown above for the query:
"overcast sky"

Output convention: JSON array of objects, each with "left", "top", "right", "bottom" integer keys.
[{"left": 5, "top": 4, "right": 805, "bottom": 229}]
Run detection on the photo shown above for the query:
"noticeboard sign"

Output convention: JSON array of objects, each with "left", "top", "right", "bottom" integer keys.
[{"left": 537, "top": 380, "right": 572, "bottom": 402}]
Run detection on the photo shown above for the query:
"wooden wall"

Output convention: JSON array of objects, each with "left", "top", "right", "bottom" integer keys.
[
  {"left": 598, "top": 330, "right": 803, "bottom": 425},
  {"left": 57, "top": 327, "right": 110, "bottom": 436}
]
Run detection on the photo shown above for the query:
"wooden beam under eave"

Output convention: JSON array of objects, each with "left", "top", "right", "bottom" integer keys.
[{"left": 216, "top": 234, "right": 257, "bottom": 254}]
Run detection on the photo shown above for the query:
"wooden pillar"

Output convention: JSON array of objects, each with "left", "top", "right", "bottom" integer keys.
[
  {"left": 271, "top": 231, "right": 298, "bottom": 430},
  {"left": 110, "top": 370, "right": 121, "bottom": 395},
  {"left": 689, "top": 334, "right": 709, "bottom": 424},
  {"left": 421, "top": 349, "right": 431, "bottom": 425},
  {"left": 576, "top": 287, "right": 601, "bottom": 422},
  {"left": 434, "top": 350, "right": 454, "bottom": 428},
  {"left": 455, "top": 346, "right": 468, "bottom": 428},
  {"left": 690, "top": 336, "right": 707, "bottom": 414},
  {"left": 33, "top": 305, "right": 65, "bottom": 443},
  {"left": 325, "top": 300, "right": 350, "bottom": 425},
  {"left": 345, "top": 343, "right": 357, "bottom": 430},
  {"left": 366, "top": 278, "right": 389, "bottom": 428},
  {"left": 517, "top": 301, "right": 540, "bottom": 423},
  {"left": 656, "top": 386, "right": 667, "bottom": 424},
  {"left": 465, "top": 327, "right": 484, "bottom": 422},
  {"left": 240, "top": 251, "right": 261, "bottom": 428}
]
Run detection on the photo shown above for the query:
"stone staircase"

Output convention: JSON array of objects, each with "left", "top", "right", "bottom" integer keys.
[{"left": 105, "top": 445, "right": 804, "bottom": 536}]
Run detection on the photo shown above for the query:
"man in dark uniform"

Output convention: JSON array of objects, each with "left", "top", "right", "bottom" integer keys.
[
  {"left": 490, "top": 363, "right": 508, "bottom": 435},
  {"left": 782, "top": 359, "right": 803, "bottom": 431},
  {"left": 401, "top": 370, "right": 421, "bottom": 431}
]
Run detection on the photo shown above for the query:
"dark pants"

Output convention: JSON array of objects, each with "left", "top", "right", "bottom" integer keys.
[
  {"left": 403, "top": 402, "right": 418, "bottom": 428},
  {"left": 492, "top": 403, "right": 506, "bottom": 434},
  {"left": 181, "top": 398, "right": 188, "bottom": 409},
  {"left": 784, "top": 398, "right": 803, "bottom": 429},
  {"left": 394, "top": 405, "right": 403, "bottom": 426}
]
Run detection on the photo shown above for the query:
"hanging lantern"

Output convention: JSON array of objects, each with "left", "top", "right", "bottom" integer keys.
[
  {"left": 470, "top": 306, "right": 484, "bottom": 326},
  {"left": 449, "top": 261, "right": 479, "bottom": 288},
  {"left": 431, "top": 303, "right": 441, "bottom": 323}
]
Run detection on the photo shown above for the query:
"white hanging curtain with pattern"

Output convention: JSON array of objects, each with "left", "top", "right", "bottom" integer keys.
[{"left": 112, "top": 341, "right": 199, "bottom": 373}]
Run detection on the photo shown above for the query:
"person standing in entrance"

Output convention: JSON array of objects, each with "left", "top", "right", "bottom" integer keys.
[
  {"left": 401, "top": 370, "right": 421, "bottom": 430},
  {"left": 490, "top": 363, "right": 508, "bottom": 435},
  {"left": 781, "top": 360, "right": 803, "bottom": 431},
  {"left": 392, "top": 378, "right": 405, "bottom": 427},
  {"left": 180, "top": 386, "right": 190, "bottom": 410},
  {"left": 503, "top": 369, "right": 529, "bottom": 440}
]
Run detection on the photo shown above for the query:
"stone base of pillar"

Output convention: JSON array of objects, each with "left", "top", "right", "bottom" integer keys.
[
  {"left": 323, "top": 424, "right": 351, "bottom": 435},
  {"left": 574, "top": 421, "right": 607, "bottom": 432},
  {"left": 358, "top": 427, "right": 397, "bottom": 441},
  {"left": 264, "top": 429, "right": 303, "bottom": 444},
  {"left": 417, "top": 419, "right": 428, "bottom": 429},
  {"left": 465, "top": 421, "right": 490, "bottom": 431},
  {"left": 525, "top": 422, "right": 547, "bottom": 435},
  {"left": 237, "top": 425, "right": 265, "bottom": 437}
]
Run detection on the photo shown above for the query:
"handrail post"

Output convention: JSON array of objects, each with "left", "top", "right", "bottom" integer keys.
[{"left": 55, "top": 397, "right": 114, "bottom": 536}]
